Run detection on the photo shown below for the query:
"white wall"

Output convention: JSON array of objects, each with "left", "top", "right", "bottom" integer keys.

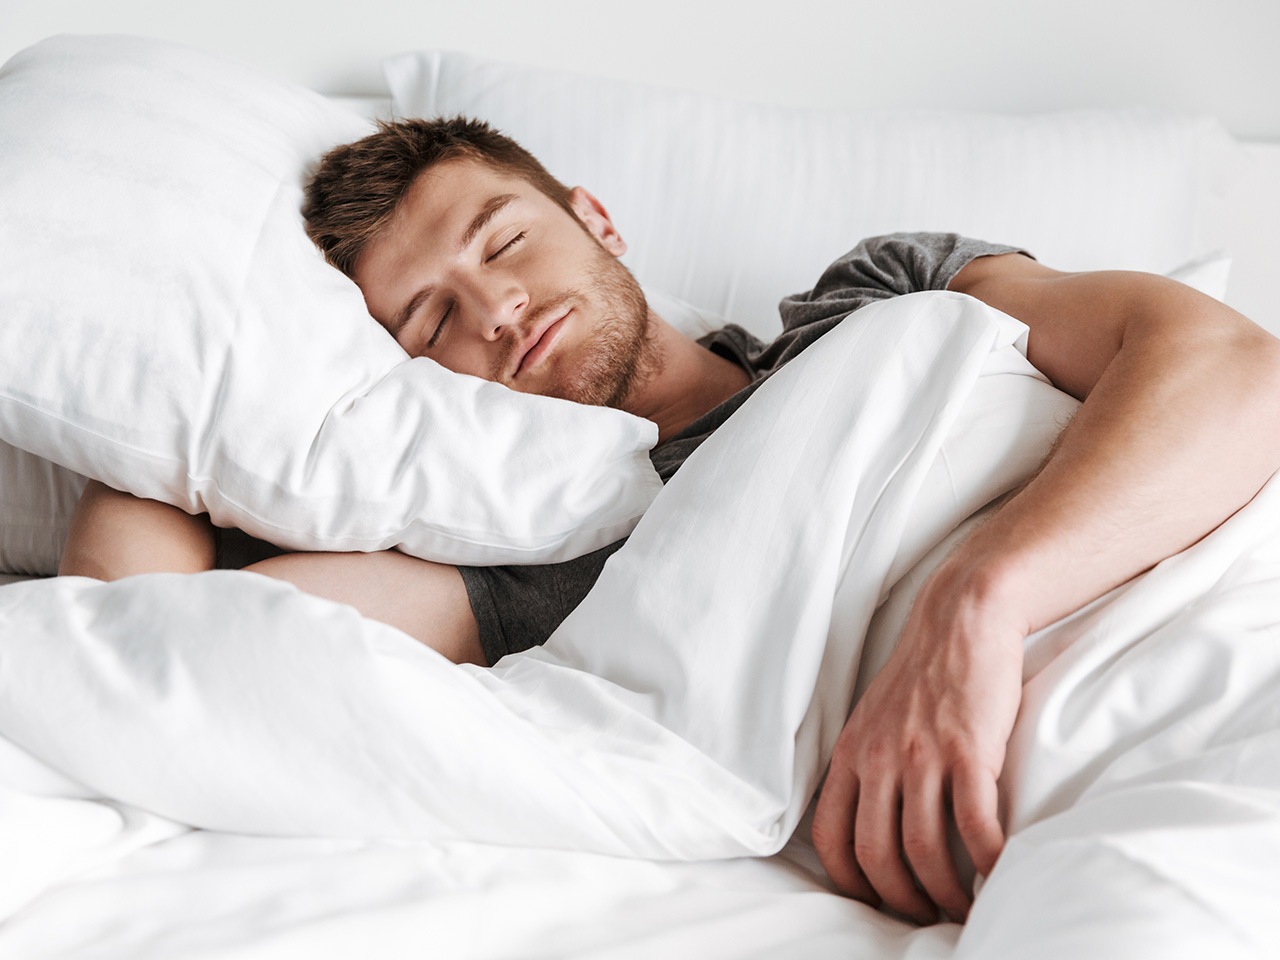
[{"left": 4, "top": 0, "right": 1278, "bottom": 140}]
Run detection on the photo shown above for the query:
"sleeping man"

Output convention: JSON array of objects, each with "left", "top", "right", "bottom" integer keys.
[{"left": 60, "top": 117, "right": 1280, "bottom": 925}]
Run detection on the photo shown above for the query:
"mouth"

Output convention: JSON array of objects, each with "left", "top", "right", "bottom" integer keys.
[{"left": 514, "top": 308, "right": 571, "bottom": 379}]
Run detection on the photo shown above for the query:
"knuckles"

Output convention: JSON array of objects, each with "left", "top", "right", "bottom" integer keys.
[
  {"left": 852, "top": 834, "right": 895, "bottom": 873},
  {"left": 900, "top": 826, "right": 935, "bottom": 863},
  {"left": 810, "top": 801, "right": 845, "bottom": 858}
]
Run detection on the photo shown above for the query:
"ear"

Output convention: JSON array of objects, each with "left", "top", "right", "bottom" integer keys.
[{"left": 568, "top": 186, "right": 627, "bottom": 257}]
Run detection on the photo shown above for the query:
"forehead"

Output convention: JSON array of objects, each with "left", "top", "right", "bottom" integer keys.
[
  {"left": 354, "top": 158, "right": 551, "bottom": 285},
  {"left": 399, "top": 156, "right": 527, "bottom": 226}
]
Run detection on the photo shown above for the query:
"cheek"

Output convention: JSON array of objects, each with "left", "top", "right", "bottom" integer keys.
[
  {"left": 530, "top": 231, "right": 594, "bottom": 285},
  {"left": 430, "top": 340, "right": 492, "bottom": 380}
]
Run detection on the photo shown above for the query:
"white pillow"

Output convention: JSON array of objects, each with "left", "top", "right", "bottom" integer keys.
[
  {"left": 1165, "top": 249, "right": 1232, "bottom": 301},
  {"left": 0, "top": 443, "right": 86, "bottom": 577},
  {"left": 641, "top": 285, "right": 725, "bottom": 339},
  {"left": 0, "top": 36, "right": 662, "bottom": 567},
  {"left": 386, "top": 50, "right": 1228, "bottom": 341}
]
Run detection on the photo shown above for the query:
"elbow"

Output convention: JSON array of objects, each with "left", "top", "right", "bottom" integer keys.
[
  {"left": 1227, "top": 323, "right": 1280, "bottom": 480},
  {"left": 1172, "top": 297, "right": 1280, "bottom": 412},
  {"left": 1252, "top": 331, "right": 1280, "bottom": 430},
  {"left": 1228, "top": 314, "right": 1280, "bottom": 397}
]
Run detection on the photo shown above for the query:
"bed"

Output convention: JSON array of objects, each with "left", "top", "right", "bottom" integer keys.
[{"left": 2, "top": 34, "right": 1279, "bottom": 960}]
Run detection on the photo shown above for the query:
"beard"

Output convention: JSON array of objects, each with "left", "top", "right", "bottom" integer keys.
[{"left": 493, "top": 244, "right": 658, "bottom": 409}]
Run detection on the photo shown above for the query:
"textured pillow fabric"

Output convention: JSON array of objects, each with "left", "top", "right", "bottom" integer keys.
[
  {"left": 0, "top": 443, "right": 86, "bottom": 577},
  {"left": 386, "top": 50, "right": 1228, "bottom": 341},
  {"left": 0, "top": 36, "right": 661, "bottom": 566}
]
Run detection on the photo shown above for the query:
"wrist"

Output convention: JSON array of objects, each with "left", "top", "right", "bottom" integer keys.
[{"left": 919, "top": 547, "right": 1035, "bottom": 651}]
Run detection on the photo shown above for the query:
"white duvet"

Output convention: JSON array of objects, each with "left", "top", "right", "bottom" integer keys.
[{"left": 1, "top": 292, "right": 1277, "bottom": 958}]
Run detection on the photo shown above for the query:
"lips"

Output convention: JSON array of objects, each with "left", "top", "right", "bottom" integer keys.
[{"left": 514, "top": 308, "right": 570, "bottom": 378}]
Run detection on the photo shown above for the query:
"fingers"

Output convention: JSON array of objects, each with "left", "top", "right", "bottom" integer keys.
[
  {"left": 813, "top": 767, "right": 879, "bottom": 904},
  {"left": 818, "top": 756, "right": 994, "bottom": 925},
  {"left": 902, "top": 769, "right": 971, "bottom": 921},
  {"left": 855, "top": 775, "right": 937, "bottom": 924},
  {"left": 817, "top": 729, "right": 966, "bottom": 924},
  {"left": 952, "top": 761, "right": 1005, "bottom": 877}
]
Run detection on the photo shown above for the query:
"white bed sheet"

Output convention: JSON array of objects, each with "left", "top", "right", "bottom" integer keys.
[{"left": 0, "top": 811, "right": 958, "bottom": 959}]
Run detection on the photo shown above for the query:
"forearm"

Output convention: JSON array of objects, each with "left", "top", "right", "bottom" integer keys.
[
  {"left": 60, "top": 484, "right": 484, "bottom": 664},
  {"left": 59, "top": 480, "right": 216, "bottom": 579},
  {"left": 942, "top": 282, "right": 1280, "bottom": 634},
  {"left": 245, "top": 551, "right": 486, "bottom": 666}
]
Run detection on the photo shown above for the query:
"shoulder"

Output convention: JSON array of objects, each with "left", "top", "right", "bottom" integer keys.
[{"left": 947, "top": 250, "right": 1060, "bottom": 296}]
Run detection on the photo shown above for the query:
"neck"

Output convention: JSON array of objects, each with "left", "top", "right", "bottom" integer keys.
[{"left": 622, "top": 313, "right": 751, "bottom": 443}]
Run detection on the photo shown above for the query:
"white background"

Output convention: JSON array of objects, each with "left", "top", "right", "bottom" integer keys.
[{"left": 3, "top": 0, "right": 1278, "bottom": 141}]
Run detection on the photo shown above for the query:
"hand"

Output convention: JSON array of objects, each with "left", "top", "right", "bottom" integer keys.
[{"left": 812, "top": 567, "right": 1025, "bottom": 923}]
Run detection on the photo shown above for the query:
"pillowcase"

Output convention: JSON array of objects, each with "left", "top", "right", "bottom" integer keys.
[
  {"left": 1164, "top": 249, "right": 1232, "bottom": 301},
  {"left": 385, "top": 50, "right": 1228, "bottom": 341},
  {"left": 0, "top": 443, "right": 86, "bottom": 577},
  {"left": 0, "top": 36, "right": 662, "bottom": 567},
  {"left": 641, "top": 285, "right": 725, "bottom": 339}
]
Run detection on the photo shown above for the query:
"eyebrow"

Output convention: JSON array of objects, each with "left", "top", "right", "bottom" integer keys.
[
  {"left": 389, "top": 193, "right": 520, "bottom": 337},
  {"left": 457, "top": 193, "right": 519, "bottom": 253},
  {"left": 390, "top": 283, "right": 435, "bottom": 338}
]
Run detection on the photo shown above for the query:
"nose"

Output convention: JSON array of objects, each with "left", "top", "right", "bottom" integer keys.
[{"left": 468, "top": 279, "right": 529, "bottom": 342}]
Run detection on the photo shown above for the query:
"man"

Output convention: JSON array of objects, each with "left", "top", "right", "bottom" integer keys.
[{"left": 62, "top": 117, "right": 1280, "bottom": 925}]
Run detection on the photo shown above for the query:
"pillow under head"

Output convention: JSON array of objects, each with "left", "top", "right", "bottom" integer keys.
[{"left": 0, "top": 35, "right": 661, "bottom": 565}]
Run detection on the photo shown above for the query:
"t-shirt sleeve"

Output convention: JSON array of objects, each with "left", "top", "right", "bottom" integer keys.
[
  {"left": 777, "top": 233, "right": 1030, "bottom": 333},
  {"left": 458, "top": 539, "right": 626, "bottom": 666}
]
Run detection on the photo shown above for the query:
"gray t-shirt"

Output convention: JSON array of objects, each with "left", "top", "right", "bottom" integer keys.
[{"left": 459, "top": 233, "right": 1025, "bottom": 665}]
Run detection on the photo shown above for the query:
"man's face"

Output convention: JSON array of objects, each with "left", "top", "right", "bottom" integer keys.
[{"left": 354, "top": 158, "right": 651, "bottom": 408}]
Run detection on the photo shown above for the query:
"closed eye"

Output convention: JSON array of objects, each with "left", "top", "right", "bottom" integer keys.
[
  {"left": 425, "top": 301, "right": 453, "bottom": 350},
  {"left": 487, "top": 231, "right": 526, "bottom": 262}
]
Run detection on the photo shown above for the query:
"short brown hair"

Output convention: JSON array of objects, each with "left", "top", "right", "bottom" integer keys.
[{"left": 302, "top": 116, "right": 575, "bottom": 277}]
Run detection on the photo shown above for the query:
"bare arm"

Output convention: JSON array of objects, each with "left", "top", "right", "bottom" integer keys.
[
  {"left": 59, "top": 481, "right": 484, "bottom": 665},
  {"left": 948, "top": 256, "right": 1280, "bottom": 619},
  {"left": 244, "top": 551, "right": 485, "bottom": 666},
  {"left": 59, "top": 480, "right": 217, "bottom": 578},
  {"left": 813, "top": 255, "right": 1280, "bottom": 922}
]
